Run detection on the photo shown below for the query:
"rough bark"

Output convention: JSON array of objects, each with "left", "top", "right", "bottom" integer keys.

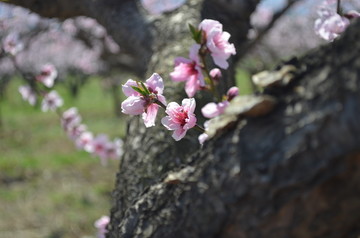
[
  {"left": 109, "top": 20, "right": 360, "bottom": 237},
  {"left": 107, "top": 1, "right": 259, "bottom": 237},
  {"left": 7, "top": 0, "right": 360, "bottom": 237}
]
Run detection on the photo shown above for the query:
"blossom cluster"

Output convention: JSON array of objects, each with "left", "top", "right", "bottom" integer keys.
[
  {"left": 121, "top": 73, "right": 197, "bottom": 141},
  {"left": 12, "top": 48, "right": 123, "bottom": 164},
  {"left": 121, "top": 19, "right": 239, "bottom": 143},
  {"left": 62, "top": 107, "right": 123, "bottom": 165},
  {"left": 0, "top": 3, "right": 121, "bottom": 81},
  {"left": 315, "top": 0, "right": 359, "bottom": 41},
  {"left": 18, "top": 63, "right": 63, "bottom": 112},
  {"left": 170, "top": 19, "right": 236, "bottom": 97}
]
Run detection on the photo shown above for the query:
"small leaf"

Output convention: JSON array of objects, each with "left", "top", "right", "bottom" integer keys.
[
  {"left": 194, "top": 30, "right": 202, "bottom": 44},
  {"left": 188, "top": 23, "right": 197, "bottom": 37},
  {"left": 188, "top": 23, "right": 202, "bottom": 44},
  {"left": 140, "top": 81, "right": 150, "bottom": 95},
  {"left": 131, "top": 86, "right": 146, "bottom": 96}
]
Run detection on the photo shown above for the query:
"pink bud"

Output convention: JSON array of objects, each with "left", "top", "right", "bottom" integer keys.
[
  {"left": 209, "top": 68, "right": 222, "bottom": 81},
  {"left": 226, "top": 86, "right": 239, "bottom": 101}
]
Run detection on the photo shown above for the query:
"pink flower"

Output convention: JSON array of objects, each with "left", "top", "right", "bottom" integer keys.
[
  {"left": 61, "top": 107, "right": 81, "bottom": 129},
  {"left": 106, "top": 138, "right": 123, "bottom": 159},
  {"left": 226, "top": 86, "right": 239, "bottom": 101},
  {"left": 2, "top": 33, "right": 23, "bottom": 56},
  {"left": 41, "top": 90, "right": 63, "bottom": 112},
  {"left": 199, "top": 19, "right": 236, "bottom": 69},
  {"left": 345, "top": 10, "right": 360, "bottom": 19},
  {"left": 209, "top": 68, "right": 222, "bottom": 81},
  {"left": 201, "top": 86, "right": 238, "bottom": 118},
  {"left": 36, "top": 64, "right": 58, "bottom": 88},
  {"left": 315, "top": 13, "right": 349, "bottom": 41},
  {"left": 201, "top": 101, "right": 229, "bottom": 118},
  {"left": 251, "top": 6, "right": 274, "bottom": 28},
  {"left": 18, "top": 85, "right": 36, "bottom": 106},
  {"left": 314, "top": 1, "right": 351, "bottom": 41},
  {"left": 94, "top": 215, "right": 110, "bottom": 238},
  {"left": 121, "top": 73, "right": 167, "bottom": 127},
  {"left": 161, "top": 98, "right": 197, "bottom": 141},
  {"left": 121, "top": 96, "right": 147, "bottom": 115},
  {"left": 66, "top": 124, "right": 87, "bottom": 140},
  {"left": 198, "top": 133, "right": 209, "bottom": 145},
  {"left": 75, "top": 131, "right": 94, "bottom": 152},
  {"left": 170, "top": 44, "right": 205, "bottom": 97},
  {"left": 91, "top": 134, "right": 112, "bottom": 165}
]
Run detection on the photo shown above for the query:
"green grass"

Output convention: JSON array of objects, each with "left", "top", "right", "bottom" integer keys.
[{"left": 0, "top": 77, "right": 125, "bottom": 238}]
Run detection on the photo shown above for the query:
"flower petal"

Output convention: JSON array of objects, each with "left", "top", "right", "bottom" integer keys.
[
  {"left": 121, "top": 96, "right": 145, "bottom": 115},
  {"left": 122, "top": 79, "right": 141, "bottom": 97},
  {"left": 161, "top": 116, "right": 181, "bottom": 130},
  {"left": 145, "top": 73, "right": 164, "bottom": 94},
  {"left": 172, "top": 127, "right": 186, "bottom": 141},
  {"left": 142, "top": 103, "right": 159, "bottom": 127},
  {"left": 201, "top": 102, "right": 220, "bottom": 118},
  {"left": 182, "top": 98, "right": 196, "bottom": 114}
]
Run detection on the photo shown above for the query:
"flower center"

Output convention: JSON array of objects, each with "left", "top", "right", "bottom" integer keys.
[{"left": 174, "top": 108, "right": 188, "bottom": 126}]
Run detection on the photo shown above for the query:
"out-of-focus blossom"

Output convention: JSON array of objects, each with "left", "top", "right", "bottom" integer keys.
[
  {"left": 140, "top": 0, "right": 186, "bottom": 15},
  {"left": 345, "top": 10, "right": 360, "bottom": 19},
  {"left": 62, "top": 19, "right": 77, "bottom": 35},
  {"left": 209, "top": 68, "right": 222, "bottom": 81},
  {"left": 161, "top": 98, "right": 197, "bottom": 141},
  {"left": 198, "top": 120, "right": 209, "bottom": 145},
  {"left": 66, "top": 124, "right": 87, "bottom": 140},
  {"left": 18, "top": 85, "right": 36, "bottom": 106},
  {"left": 198, "top": 133, "right": 209, "bottom": 145},
  {"left": 104, "top": 35, "right": 120, "bottom": 54},
  {"left": 36, "top": 63, "right": 58, "bottom": 88},
  {"left": 41, "top": 90, "right": 63, "bottom": 112},
  {"left": 60, "top": 106, "right": 123, "bottom": 163},
  {"left": 226, "top": 86, "right": 239, "bottom": 101},
  {"left": 251, "top": 6, "right": 274, "bottom": 28},
  {"left": 314, "top": 0, "right": 359, "bottom": 41},
  {"left": 106, "top": 138, "right": 124, "bottom": 159},
  {"left": 2, "top": 33, "right": 23, "bottom": 56},
  {"left": 91, "top": 134, "right": 111, "bottom": 165},
  {"left": 121, "top": 73, "right": 167, "bottom": 127},
  {"left": 201, "top": 86, "right": 239, "bottom": 118},
  {"left": 94, "top": 215, "right": 110, "bottom": 238},
  {"left": 61, "top": 107, "right": 81, "bottom": 129},
  {"left": 315, "top": 12, "right": 349, "bottom": 41},
  {"left": 199, "top": 19, "right": 236, "bottom": 69},
  {"left": 75, "top": 131, "right": 94, "bottom": 152},
  {"left": 76, "top": 17, "right": 106, "bottom": 38},
  {"left": 201, "top": 101, "right": 229, "bottom": 118},
  {"left": 170, "top": 44, "right": 204, "bottom": 97}
]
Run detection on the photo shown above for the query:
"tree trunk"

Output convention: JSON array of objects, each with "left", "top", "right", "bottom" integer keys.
[
  {"left": 108, "top": 19, "right": 360, "bottom": 237},
  {"left": 6, "top": 1, "right": 360, "bottom": 237}
]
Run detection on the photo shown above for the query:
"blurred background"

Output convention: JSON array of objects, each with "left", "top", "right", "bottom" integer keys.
[{"left": 0, "top": 0, "right": 359, "bottom": 237}]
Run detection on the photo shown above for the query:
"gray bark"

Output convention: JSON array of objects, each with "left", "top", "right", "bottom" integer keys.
[
  {"left": 110, "top": 19, "right": 360, "bottom": 237},
  {"left": 6, "top": 0, "right": 360, "bottom": 237}
]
